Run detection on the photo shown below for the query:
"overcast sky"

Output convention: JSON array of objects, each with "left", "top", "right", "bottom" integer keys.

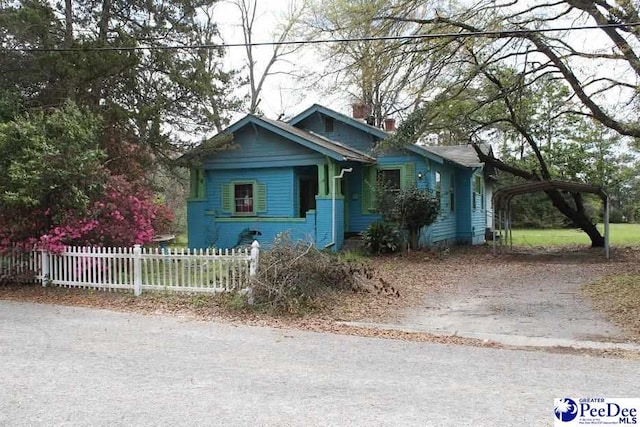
[{"left": 213, "top": 1, "right": 349, "bottom": 122}]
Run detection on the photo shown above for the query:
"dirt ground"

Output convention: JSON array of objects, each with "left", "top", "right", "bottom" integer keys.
[
  {"left": 2, "top": 245, "right": 639, "bottom": 357},
  {"left": 380, "top": 248, "right": 640, "bottom": 346}
]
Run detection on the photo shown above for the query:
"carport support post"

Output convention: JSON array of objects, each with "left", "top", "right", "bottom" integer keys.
[
  {"left": 133, "top": 244, "right": 142, "bottom": 296},
  {"left": 509, "top": 207, "right": 513, "bottom": 250},
  {"left": 604, "top": 196, "right": 610, "bottom": 260}
]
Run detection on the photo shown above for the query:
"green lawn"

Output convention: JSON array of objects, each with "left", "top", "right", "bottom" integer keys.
[
  {"left": 508, "top": 223, "right": 640, "bottom": 246},
  {"left": 171, "top": 233, "right": 188, "bottom": 248}
]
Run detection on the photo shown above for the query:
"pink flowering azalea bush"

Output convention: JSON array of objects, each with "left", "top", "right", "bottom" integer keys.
[
  {"left": 14, "top": 176, "right": 174, "bottom": 253},
  {"left": 1, "top": 176, "right": 174, "bottom": 254},
  {"left": 0, "top": 104, "right": 174, "bottom": 254}
]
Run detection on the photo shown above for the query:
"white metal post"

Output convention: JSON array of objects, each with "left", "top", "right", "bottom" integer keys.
[
  {"left": 40, "top": 249, "right": 50, "bottom": 286},
  {"left": 133, "top": 244, "right": 142, "bottom": 296},
  {"left": 243, "top": 240, "right": 260, "bottom": 305},
  {"left": 508, "top": 208, "right": 513, "bottom": 250},
  {"left": 250, "top": 240, "right": 260, "bottom": 277},
  {"left": 604, "top": 196, "right": 610, "bottom": 260}
]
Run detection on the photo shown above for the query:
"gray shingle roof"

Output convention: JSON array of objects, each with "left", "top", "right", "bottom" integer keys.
[
  {"left": 418, "top": 143, "right": 491, "bottom": 167},
  {"left": 260, "top": 117, "right": 376, "bottom": 163}
]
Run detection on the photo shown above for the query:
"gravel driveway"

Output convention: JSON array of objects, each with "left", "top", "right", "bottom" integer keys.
[{"left": 384, "top": 250, "right": 639, "bottom": 349}]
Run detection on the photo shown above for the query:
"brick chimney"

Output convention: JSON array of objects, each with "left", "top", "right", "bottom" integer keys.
[
  {"left": 384, "top": 118, "right": 396, "bottom": 132},
  {"left": 352, "top": 103, "right": 371, "bottom": 120}
]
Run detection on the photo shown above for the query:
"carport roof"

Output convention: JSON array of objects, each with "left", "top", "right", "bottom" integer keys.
[{"left": 493, "top": 180, "right": 607, "bottom": 210}]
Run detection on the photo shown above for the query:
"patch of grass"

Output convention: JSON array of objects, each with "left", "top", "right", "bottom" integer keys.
[
  {"left": 338, "top": 250, "right": 370, "bottom": 263},
  {"left": 509, "top": 223, "right": 640, "bottom": 246},
  {"left": 582, "top": 275, "right": 640, "bottom": 342}
]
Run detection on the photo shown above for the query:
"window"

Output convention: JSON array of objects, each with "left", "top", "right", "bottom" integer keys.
[
  {"left": 450, "top": 174, "right": 455, "bottom": 213},
  {"left": 234, "top": 183, "right": 254, "bottom": 214},
  {"left": 222, "top": 181, "right": 266, "bottom": 216},
  {"left": 473, "top": 175, "right": 483, "bottom": 210},
  {"left": 377, "top": 169, "right": 401, "bottom": 191},
  {"left": 324, "top": 117, "right": 334, "bottom": 133},
  {"left": 435, "top": 171, "right": 442, "bottom": 202},
  {"left": 362, "top": 163, "right": 413, "bottom": 213}
]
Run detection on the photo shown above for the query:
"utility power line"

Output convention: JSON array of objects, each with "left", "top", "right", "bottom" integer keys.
[{"left": 2, "top": 22, "right": 639, "bottom": 53}]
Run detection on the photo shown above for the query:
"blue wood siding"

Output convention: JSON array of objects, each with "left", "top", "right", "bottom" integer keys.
[
  {"left": 186, "top": 107, "right": 488, "bottom": 250},
  {"left": 422, "top": 163, "right": 457, "bottom": 245},
  {"left": 208, "top": 214, "right": 316, "bottom": 249},
  {"left": 454, "top": 169, "right": 473, "bottom": 243},
  {"left": 207, "top": 168, "right": 295, "bottom": 218},
  {"left": 346, "top": 153, "right": 431, "bottom": 234},
  {"left": 204, "top": 126, "right": 324, "bottom": 169},
  {"left": 345, "top": 166, "right": 376, "bottom": 233},
  {"left": 187, "top": 200, "right": 211, "bottom": 248},
  {"left": 315, "top": 197, "right": 343, "bottom": 250},
  {"left": 295, "top": 115, "right": 378, "bottom": 154},
  {"left": 188, "top": 166, "right": 320, "bottom": 249}
]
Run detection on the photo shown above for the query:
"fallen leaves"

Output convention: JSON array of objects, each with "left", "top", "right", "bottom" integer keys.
[
  {"left": 2, "top": 245, "right": 640, "bottom": 359},
  {"left": 582, "top": 275, "right": 640, "bottom": 342}
]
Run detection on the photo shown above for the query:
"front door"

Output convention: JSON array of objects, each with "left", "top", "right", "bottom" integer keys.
[{"left": 299, "top": 177, "right": 317, "bottom": 218}]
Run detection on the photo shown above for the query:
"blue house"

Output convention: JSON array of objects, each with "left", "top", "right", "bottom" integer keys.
[{"left": 185, "top": 104, "right": 494, "bottom": 250}]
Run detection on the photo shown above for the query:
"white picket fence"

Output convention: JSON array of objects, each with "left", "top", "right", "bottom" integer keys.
[
  {"left": 0, "top": 241, "right": 260, "bottom": 295},
  {"left": 0, "top": 248, "right": 42, "bottom": 283}
]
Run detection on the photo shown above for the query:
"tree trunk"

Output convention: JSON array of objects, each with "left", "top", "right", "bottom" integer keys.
[
  {"left": 472, "top": 143, "right": 606, "bottom": 247},
  {"left": 408, "top": 228, "right": 419, "bottom": 250},
  {"left": 544, "top": 188, "right": 605, "bottom": 247},
  {"left": 64, "top": 0, "right": 73, "bottom": 47},
  {"left": 91, "top": 0, "right": 111, "bottom": 106}
]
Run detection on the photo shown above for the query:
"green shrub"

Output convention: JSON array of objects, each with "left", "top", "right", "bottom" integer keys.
[
  {"left": 362, "top": 222, "right": 401, "bottom": 254},
  {"left": 375, "top": 184, "right": 439, "bottom": 249}
]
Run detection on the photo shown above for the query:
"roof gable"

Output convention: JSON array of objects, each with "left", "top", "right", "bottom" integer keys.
[
  {"left": 288, "top": 104, "right": 388, "bottom": 140},
  {"left": 217, "top": 114, "right": 375, "bottom": 164}
]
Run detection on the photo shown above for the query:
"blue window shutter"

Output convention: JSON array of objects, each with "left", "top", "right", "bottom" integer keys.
[
  {"left": 256, "top": 183, "right": 267, "bottom": 213},
  {"left": 221, "top": 183, "right": 232, "bottom": 212}
]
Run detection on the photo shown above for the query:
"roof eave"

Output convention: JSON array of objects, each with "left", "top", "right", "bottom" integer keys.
[{"left": 406, "top": 145, "right": 445, "bottom": 164}]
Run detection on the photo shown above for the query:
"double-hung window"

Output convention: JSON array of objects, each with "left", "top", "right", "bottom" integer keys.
[
  {"left": 435, "top": 171, "right": 442, "bottom": 201},
  {"left": 234, "top": 183, "right": 254, "bottom": 214},
  {"left": 222, "top": 180, "right": 266, "bottom": 216},
  {"left": 362, "top": 163, "right": 415, "bottom": 213},
  {"left": 377, "top": 168, "right": 402, "bottom": 192},
  {"left": 473, "top": 175, "right": 483, "bottom": 210}
]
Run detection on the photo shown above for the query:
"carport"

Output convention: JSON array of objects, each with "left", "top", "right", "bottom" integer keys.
[{"left": 492, "top": 180, "right": 610, "bottom": 259}]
